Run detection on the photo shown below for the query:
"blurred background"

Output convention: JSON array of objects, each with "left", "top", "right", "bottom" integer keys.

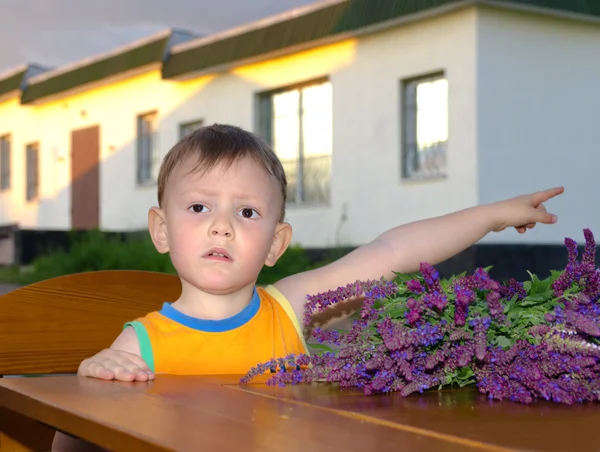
[{"left": 0, "top": 0, "right": 597, "bottom": 288}]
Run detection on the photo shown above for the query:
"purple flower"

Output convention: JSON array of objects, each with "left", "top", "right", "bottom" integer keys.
[
  {"left": 420, "top": 262, "right": 439, "bottom": 286},
  {"left": 470, "top": 316, "right": 491, "bottom": 361},
  {"left": 423, "top": 291, "right": 448, "bottom": 311},
  {"left": 405, "top": 308, "right": 421, "bottom": 325},
  {"left": 453, "top": 286, "right": 475, "bottom": 326},
  {"left": 303, "top": 278, "right": 397, "bottom": 327},
  {"left": 565, "top": 309, "right": 600, "bottom": 337},
  {"left": 552, "top": 229, "right": 598, "bottom": 299},
  {"left": 485, "top": 290, "right": 505, "bottom": 322},
  {"left": 407, "top": 279, "right": 424, "bottom": 293},
  {"left": 583, "top": 228, "right": 596, "bottom": 266},
  {"left": 499, "top": 278, "right": 526, "bottom": 300},
  {"left": 312, "top": 328, "right": 342, "bottom": 345}
]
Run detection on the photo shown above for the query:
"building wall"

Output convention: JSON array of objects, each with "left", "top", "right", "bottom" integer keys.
[
  {"left": 319, "top": 7, "right": 478, "bottom": 248},
  {"left": 0, "top": 97, "right": 39, "bottom": 228},
  {"left": 476, "top": 5, "right": 600, "bottom": 245},
  {"left": 0, "top": 70, "right": 203, "bottom": 231}
]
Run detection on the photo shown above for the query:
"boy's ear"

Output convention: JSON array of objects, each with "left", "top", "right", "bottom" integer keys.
[
  {"left": 265, "top": 222, "right": 293, "bottom": 267},
  {"left": 148, "top": 207, "right": 169, "bottom": 254}
]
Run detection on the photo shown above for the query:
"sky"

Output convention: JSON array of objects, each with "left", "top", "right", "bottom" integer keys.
[{"left": 0, "top": 0, "right": 318, "bottom": 74}]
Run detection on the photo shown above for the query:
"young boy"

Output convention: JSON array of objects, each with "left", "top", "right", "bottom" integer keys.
[
  {"left": 78, "top": 123, "right": 563, "bottom": 382},
  {"left": 53, "top": 123, "right": 562, "bottom": 449}
]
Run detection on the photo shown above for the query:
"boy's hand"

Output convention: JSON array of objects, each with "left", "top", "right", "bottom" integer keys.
[
  {"left": 78, "top": 348, "right": 154, "bottom": 382},
  {"left": 491, "top": 186, "right": 564, "bottom": 234}
]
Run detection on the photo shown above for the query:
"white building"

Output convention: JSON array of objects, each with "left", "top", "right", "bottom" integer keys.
[{"left": 0, "top": 0, "right": 597, "bottom": 264}]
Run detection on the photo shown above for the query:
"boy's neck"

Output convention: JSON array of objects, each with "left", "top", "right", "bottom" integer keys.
[{"left": 171, "top": 281, "right": 256, "bottom": 320}]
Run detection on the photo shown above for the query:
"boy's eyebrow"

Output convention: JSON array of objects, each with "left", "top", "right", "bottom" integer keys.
[{"left": 185, "top": 188, "right": 268, "bottom": 204}]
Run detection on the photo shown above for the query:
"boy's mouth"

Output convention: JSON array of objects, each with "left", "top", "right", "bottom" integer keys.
[{"left": 205, "top": 248, "right": 231, "bottom": 261}]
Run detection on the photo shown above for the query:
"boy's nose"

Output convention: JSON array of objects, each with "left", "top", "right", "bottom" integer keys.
[
  {"left": 209, "top": 215, "right": 234, "bottom": 238},
  {"left": 211, "top": 229, "right": 232, "bottom": 238}
]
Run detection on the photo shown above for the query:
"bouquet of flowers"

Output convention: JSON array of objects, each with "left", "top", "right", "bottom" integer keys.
[{"left": 242, "top": 229, "right": 600, "bottom": 405}]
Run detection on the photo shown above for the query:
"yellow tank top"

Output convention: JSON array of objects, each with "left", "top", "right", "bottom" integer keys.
[{"left": 124, "top": 285, "right": 308, "bottom": 375}]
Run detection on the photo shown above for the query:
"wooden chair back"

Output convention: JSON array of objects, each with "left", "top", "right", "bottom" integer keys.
[
  {"left": 0, "top": 270, "right": 181, "bottom": 451},
  {"left": 0, "top": 270, "right": 181, "bottom": 376}
]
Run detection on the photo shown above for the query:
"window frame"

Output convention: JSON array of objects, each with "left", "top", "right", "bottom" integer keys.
[
  {"left": 179, "top": 119, "right": 204, "bottom": 140},
  {"left": 400, "top": 72, "right": 448, "bottom": 181},
  {"left": 25, "top": 142, "right": 39, "bottom": 202},
  {"left": 0, "top": 134, "right": 11, "bottom": 191},
  {"left": 136, "top": 110, "right": 159, "bottom": 186},
  {"left": 256, "top": 77, "right": 333, "bottom": 206}
]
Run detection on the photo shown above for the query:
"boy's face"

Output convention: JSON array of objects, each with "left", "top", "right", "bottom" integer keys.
[{"left": 149, "top": 156, "right": 291, "bottom": 295}]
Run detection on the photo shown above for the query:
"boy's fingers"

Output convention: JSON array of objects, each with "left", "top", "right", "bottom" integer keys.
[
  {"left": 117, "top": 361, "right": 153, "bottom": 380},
  {"left": 537, "top": 211, "right": 557, "bottom": 224},
  {"left": 112, "top": 367, "right": 137, "bottom": 381},
  {"left": 534, "top": 186, "right": 564, "bottom": 203},
  {"left": 81, "top": 360, "right": 115, "bottom": 380},
  {"left": 79, "top": 350, "right": 152, "bottom": 382},
  {"left": 119, "top": 352, "right": 152, "bottom": 373},
  {"left": 96, "top": 367, "right": 116, "bottom": 380}
]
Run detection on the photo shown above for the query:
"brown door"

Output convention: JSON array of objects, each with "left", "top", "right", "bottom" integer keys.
[{"left": 71, "top": 125, "right": 100, "bottom": 230}]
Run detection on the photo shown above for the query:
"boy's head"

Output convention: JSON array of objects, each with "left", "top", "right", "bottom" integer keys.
[
  {"left": 157, "top": 124, "right": 287, "bottom": 222},
  {"left": 148, "top": 124, "right": 293, "bottom": 295}
]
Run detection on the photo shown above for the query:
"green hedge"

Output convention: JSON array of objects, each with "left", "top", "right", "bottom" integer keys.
[{"left": 0, "top": 230, "right": 337, "bottom": 286}]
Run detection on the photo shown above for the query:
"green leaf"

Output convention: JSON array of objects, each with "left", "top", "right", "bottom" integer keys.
[
  {"left": 519, "top": 290, "right": 553, "bottom": 306},
  {"left": 495, "top": 336, "right": 512, "bottom": 349},
  {"left": 549, "top": 269, "right": 563, "bottom": 283},
  {"left": 387, "top": 307, "right": 405, "bottom": 319},
  {"left": 308, "top": 343, "right": 334, "bottom": 354}
]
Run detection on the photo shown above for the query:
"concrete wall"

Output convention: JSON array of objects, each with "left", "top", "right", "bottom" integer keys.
[{"left": 476, "top": 5, "right": 600, "bottom": 244}]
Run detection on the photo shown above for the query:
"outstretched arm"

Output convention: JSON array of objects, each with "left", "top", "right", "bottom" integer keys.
[{"left": 275, "top": 187, "right": 564, "bottom": 320}]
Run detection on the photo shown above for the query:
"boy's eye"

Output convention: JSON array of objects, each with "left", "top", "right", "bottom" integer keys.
[
  {"left": 190, "top": 204, "right": 207, "bottom": 213},
  {"left": 239, "top": 208, "right": 259, "bottom": 219}
]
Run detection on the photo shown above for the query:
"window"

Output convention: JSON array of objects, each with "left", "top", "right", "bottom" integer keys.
[
  {"left": 257, "top": 79, "right": 332, "bottom": 205},
  {"left": 25, "top": 143, "right": 39, "bottom": 202},
  {"left": 137, "top": 111, "right": 158, "bottom": 184},
  {"left": 179, "top": 119, "right": 204, "bottom": 139},
  {"left": 0, "top": 135, "right": 10, "bottom": 191},
  {"left": 402, "top": 73, "right": 448, "bottom": 179}
]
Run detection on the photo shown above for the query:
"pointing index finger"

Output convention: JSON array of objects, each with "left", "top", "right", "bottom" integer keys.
[{"left": 535, "top": 186, "right": 564, "bottom": 203}]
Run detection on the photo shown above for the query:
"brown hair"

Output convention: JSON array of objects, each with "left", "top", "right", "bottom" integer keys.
[{"left": 157, "top": 124, "right": 287, "bottom": 222}]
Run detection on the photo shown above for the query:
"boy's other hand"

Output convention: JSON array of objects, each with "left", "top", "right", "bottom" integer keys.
[
  {"left": 78, "top": 348, "right": 154, "bottom": 382},
  {"left": 491, "top": 186, "right": 564, "bottom": 234}
]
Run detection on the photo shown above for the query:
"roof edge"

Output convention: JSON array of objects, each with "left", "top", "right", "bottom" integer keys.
[
  {"left": 27, "top": 28, "right": 190, "bottom": 85},
  {"left": 171, "top": 0, "right": 345, "bottom": 54},
  {"left": 0, "top": 90, "right": 21, "bottom": 104},
  {"left": 167, "top": 0, "right": 600, "bottom": 81},
  {"left": 20, "top": 62, "right": 162, "bottom": 106},
  {"left": 0, "top": 64, "right": 28, "bottom": 81},
  {"left": 166, "top": 0, "right": 477, "bottom": 80},
  {"left": 479, "top": 0, "right": 600, "bottom": 24},
  {"left": 0, "top": 63, "right": 51, "bottom": 82}
]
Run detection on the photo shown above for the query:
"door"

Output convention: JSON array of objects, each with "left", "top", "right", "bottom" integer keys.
[{"left": 71, "top": 125, "right": 100, "bottom": 230}]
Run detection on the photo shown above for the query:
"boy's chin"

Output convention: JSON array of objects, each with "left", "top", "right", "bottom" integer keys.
[{"left": 181, "top": 276, "right": 255, "bottom": 295}]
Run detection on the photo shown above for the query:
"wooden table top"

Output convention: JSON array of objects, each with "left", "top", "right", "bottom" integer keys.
[
  {"left": 0, "top": 374, "right": 598, "bottom": 452},
  {"left": 236, "top": 378, "right": 600, "bottom": 452}
]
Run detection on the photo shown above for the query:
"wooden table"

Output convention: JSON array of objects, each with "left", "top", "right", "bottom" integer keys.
[{"left": 0, "top": 374, "right": 597, "bottom": 452}]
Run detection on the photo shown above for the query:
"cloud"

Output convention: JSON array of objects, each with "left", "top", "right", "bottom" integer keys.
[{"left": 0, "top": 0, "right": 318, "bottom": 72}]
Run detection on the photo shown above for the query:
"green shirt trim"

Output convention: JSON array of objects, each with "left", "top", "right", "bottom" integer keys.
[{"left": 124, "top": 321, "right": 155, "bottom": 373}]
